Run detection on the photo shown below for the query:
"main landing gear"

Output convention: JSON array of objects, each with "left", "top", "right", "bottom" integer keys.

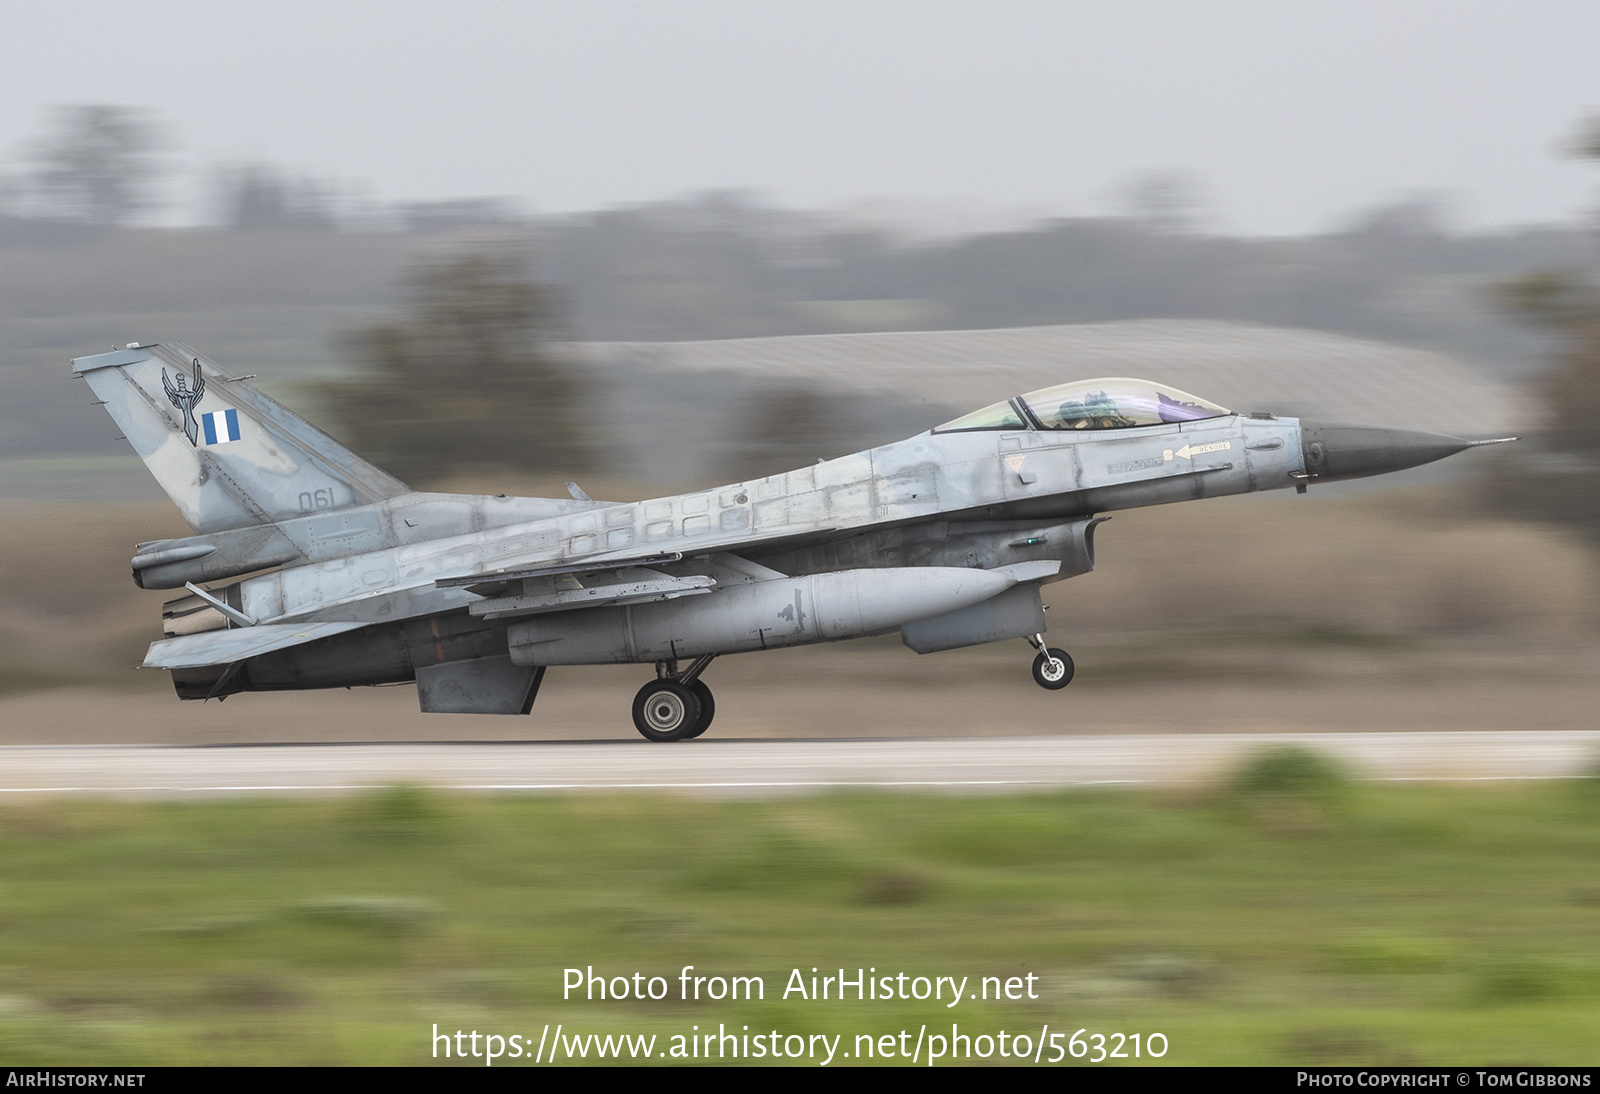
[
  {"left": 632, "top": 655, "right": 717, "bottom": 742},
  {"left": 1027, "top": 633, "right": 1074, "bottom": 690}
]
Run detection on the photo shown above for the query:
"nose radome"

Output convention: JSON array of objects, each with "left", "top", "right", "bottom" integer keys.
[{"left": 1298, "top": 421, "right": 1475, "bottom": 482}]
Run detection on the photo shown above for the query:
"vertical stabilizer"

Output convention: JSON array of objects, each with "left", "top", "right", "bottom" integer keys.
[{"left": 73, "top": 343, "right": 409, "bottom": 533}]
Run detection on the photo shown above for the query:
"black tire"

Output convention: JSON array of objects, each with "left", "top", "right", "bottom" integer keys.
[
  {"left": 1032, "top": 647, "right": 1074, "bottom": 690},
  {"left": 632, "top": 679, "right": 702, "bottom": 742},
  {"left": 682, "top": 680, "right": 716, "bottom": 739}
]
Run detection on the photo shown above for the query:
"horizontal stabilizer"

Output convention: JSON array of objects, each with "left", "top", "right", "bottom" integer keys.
[{"left": 143, "top": 621, "right": 373, "bottom": 670}]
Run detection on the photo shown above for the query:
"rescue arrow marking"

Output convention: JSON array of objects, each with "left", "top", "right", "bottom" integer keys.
[{"left": 1165, "top": 441, "right": 1232, "bottom": 461}]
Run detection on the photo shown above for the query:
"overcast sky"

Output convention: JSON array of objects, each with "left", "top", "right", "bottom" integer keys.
[{"left": 4, "top": 0, "right": 1599, "bottom": 235}]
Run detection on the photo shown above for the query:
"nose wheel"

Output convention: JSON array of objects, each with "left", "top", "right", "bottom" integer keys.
[
  {"left": 632, "top": 655, "right": 717, "bottom": 741},
  {"left": 1027, "top": 634, "right": 1074, "bottom": 690}
]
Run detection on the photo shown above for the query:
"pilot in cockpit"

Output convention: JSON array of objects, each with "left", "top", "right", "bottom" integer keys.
[{"left": 1054, "top": 390, "right": 1137, "bottom": 430}]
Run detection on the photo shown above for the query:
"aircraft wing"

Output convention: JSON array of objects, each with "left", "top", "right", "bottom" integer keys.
[
  {"left": 432, "top": 526, "right": 842, "bottom": 594},
  {"left": 464, "top": 567, "right": 717, "bottom": 621},
  {"left": 434, "top": 550, "right": 693, "bottom": 592},
  {"left": 430, "top": 524, "right": 847, "bottom": 622},
  {"left": 143, "top": 621, "right": 374, "bottom": 670}
]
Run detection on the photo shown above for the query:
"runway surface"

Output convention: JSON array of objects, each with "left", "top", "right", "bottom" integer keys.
[{"left": 1, "top": 731, "right": 1596, "bottom": 798}]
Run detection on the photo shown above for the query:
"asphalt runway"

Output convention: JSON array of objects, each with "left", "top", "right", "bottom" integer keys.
[{"left": 1, "top": 731, "right": 1595, "bottom": 798}]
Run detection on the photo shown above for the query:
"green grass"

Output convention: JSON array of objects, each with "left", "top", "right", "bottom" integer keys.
[{"left": 1, "top": 775, "right": 1599, "bottom": 1066}]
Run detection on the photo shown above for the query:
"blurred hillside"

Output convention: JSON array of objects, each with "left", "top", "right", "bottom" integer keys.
[
  {"left": 537, "top": 193, "right": 1588, "bottom": 366},
  {"left": 2, "top": 193, "right": 1592, "bottom": 473},
  {"left": 579, "top": 320, "right": 1529, "bottom": 482}
]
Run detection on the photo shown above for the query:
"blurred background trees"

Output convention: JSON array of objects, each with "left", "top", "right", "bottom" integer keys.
[
  {"left": 211, "top": 164, "right": 339, "bottom": 231},
  {"left": 1486, "top": 116, "right": 1600, "bottom": 543},
  {"left": 321, "top": 252, "right": 587, "bottom": 486},
  {"left": 722, "top": 388, "right": 868, "bottom": 481},
  {"left": 3, "top": 102, "right": 1597, "bottom": 490},
  {"left": 8, "top": 104, "right": 164, "bottom": 226}
]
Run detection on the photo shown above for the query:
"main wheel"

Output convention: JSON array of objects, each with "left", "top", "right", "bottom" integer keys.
[
  {"left": 681, "top": 680, "right": 716, "bottom": 739},
  {"left": 632, "top": 680, "right": 702, "bottom": 742},
  {"left": 1031, "top": 647, "right": 1074, "bottom": 690}
]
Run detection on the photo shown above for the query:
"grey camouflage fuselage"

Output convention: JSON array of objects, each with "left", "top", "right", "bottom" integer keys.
[{"left": 73, "top": 342, "right": 1492, "bottom": 719}]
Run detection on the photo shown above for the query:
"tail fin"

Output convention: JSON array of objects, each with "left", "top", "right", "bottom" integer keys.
[{"left": 73, "top": 342, "right": 409, "bottom": 533}]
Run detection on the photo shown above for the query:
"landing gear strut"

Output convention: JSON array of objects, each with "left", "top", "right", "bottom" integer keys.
[
  {"left": 1027, "top": 633, "right": 1074, "bottom": 690},
  {"left": 631, "top": 655, "right": 717, "bottom": 741}
]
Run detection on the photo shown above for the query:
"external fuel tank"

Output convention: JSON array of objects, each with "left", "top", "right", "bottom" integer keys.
[{"left": 506, "top": 565, "right": 1027, "bottom": 666}]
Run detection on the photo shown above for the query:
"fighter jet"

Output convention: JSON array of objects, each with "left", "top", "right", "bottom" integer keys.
[{"left": 74, "top": 342, "right": 1511, "bottom": 741}]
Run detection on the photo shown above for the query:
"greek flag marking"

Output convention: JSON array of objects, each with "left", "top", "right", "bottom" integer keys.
[{"left": 201, "top": 409, "right": 241, "bottom": 445}]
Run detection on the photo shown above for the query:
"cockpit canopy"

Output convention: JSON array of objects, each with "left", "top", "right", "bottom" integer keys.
[{"left": 934, "top": 378, "right": 1231, "bottom": 433}]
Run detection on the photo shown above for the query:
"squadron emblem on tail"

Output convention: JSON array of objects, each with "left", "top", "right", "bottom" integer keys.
[{"left": 161, "top": 358, "right": 205, "bottom": 446}]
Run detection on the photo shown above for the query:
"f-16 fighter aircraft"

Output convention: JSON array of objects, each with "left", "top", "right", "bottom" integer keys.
[{"left": 74, "top": 342, "right": 1510, "bottom": 741}]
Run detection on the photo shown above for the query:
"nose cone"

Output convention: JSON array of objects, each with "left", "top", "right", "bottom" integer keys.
[{"left": 1299, "top": 421, "right": 1474, "bottom": 482}]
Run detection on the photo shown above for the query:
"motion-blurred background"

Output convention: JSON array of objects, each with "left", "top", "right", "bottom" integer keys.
[
  {"left": 1, "top": 1, "right": 1599, "bottom": 737},
  {"left": 8, "top": 4, "right": 1600, "bottom": 1068}
]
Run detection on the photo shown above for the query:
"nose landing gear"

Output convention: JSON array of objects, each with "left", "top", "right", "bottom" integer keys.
[
  {"left": 631, "top": 654, "right": 718, "bottom": 741},
  {"left": 1027, "top": 633, "right": 1074, "bottom": 690}
]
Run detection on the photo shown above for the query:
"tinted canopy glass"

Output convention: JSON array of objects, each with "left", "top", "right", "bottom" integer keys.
[
  {"left": 934, "top": 399, "right": 1027, "bottom": 432},
  {"left": 1020, "top": 379, "right": 1229, "bottom": 431}
]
